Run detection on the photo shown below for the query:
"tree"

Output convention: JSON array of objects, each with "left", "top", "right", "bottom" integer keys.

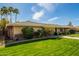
[
  {"left": 0, "top": 6, "right": 19, "bottom": 23},
  {"left": 1, "top": 6, "right": 9, "bottom": 20},
  {"left": 22, "top": 27, "right": 34, "bottom": 39},
  {"left": 0, "top": 18, "right": 9, "bottom": 35},
  {"left": 0, "top": 8, "right": 4, "bottom": 20},
  {"left": 8, "top": 7, "right": 14, "bottom": 23},
  {"left": 68, "top": 21, "right": 73, "bottom": 26},
  {"left": 13, "top": 8, "right": 19, "bottom": 22}
]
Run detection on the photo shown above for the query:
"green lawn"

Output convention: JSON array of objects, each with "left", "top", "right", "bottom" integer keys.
[
  {"left": 69, "top": 34, "right": 79, "bottom": 37},
  {"left": 0, "top": 38, "right": 79, "bottom": 56}
]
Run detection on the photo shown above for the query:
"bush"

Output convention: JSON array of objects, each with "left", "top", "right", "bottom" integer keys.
[
  {"left": 37, "top": 29, "right": 44, "bottom": 37},
  {"left": 53, "top": 32, "right": 58, "bottom": 35},
  {"left": 22, "top": 27, "right": 34, "bottom": 39},
  {"left": 39, "top": 27, "right": 47, "bottom": 37},
  {"left": 33, "top": 27, "right": 47, "bottom": 38},
  {"left": 69, "top": 29, "right": 76, "bottom": 34},
  {"left": 33, "top": 31, "right": 40, "bottom": 38}
]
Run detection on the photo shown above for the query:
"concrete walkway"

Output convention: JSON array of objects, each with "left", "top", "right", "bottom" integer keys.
[{"left": 62, "top": 36, "right": 79, "bottom": 40}]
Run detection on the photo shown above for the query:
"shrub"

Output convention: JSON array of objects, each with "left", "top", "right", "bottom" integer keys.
[
  {"left": 22, "top": 26, "right": 34, "bottom": 39},
  {"left": 37, "top": 29, "right": 44, "bottom": 37},
  {"left": 53, "top": 32, "right": 58, "bottom": 35},
  {"left": 33, "top": 27, "right": 47, "bottom": 38},
  {"left": 33, "top": 31, "right": 40, "bottom": 38},
  {"left": 69, "top": 29, "right": 76, "bottom": 34},
  {"left": 39, "top": 27, "right": 47, "bottom": 37}
]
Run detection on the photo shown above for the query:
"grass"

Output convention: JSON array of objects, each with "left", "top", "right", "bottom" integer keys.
[
  {"left": 0, "top": 38, "right": 79, "bottom": 56},
  {"left": 69, "top": 34, "right": 79, "bottom": 37}
]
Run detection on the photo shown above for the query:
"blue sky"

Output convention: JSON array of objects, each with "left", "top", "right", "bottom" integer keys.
[{"left": 0, "top": 3, "right": 79, "bottom": 26}]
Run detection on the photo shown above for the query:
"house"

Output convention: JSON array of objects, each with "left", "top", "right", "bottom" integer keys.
[{"left": 6, "top": 21, "right": 76, "bottom": 40}]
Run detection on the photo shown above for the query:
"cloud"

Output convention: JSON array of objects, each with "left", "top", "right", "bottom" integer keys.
[
  {"left": 31, "top": 3, "right": 58, "bottom": 21},
  {"left": 37, "top": 3, "right": 57, "bottom": 12},
  {"left": 31, "top": 6, "right": 36, "bottom": 12},
  {"left": 48, "top": 17, "right": 60, "bottom": 21},
  {"left": 32, "top": 10, "right": 44, "bottom": 20},
  {"left": 31, "top": 6, "right": 38, "bottom": 12}
]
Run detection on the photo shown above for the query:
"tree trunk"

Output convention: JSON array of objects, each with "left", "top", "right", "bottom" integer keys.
[
  {"left": 10, "top": 14, "right": 12, "bottom": 23},
  {"left": 15, "top": 14, "right": 17, "bottom": 22},
  {"left": 5, "top": 14, "right": 8, "bottom": 21},
  {"left": 1, "top": 15, "right": 2, "bottom": 20}
]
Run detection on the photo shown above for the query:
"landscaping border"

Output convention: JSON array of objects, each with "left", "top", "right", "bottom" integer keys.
[{"left": 6, "top": 36, "right": 60, "bottom": 46}]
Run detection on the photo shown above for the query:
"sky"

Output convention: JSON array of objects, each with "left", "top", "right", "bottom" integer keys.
[{"left": 0, "top": 3, "right": 79, "bottom": 26}]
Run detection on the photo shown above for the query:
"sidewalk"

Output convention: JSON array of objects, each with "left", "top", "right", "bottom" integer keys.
[{"left": 62, "top": 36, "right": 79, "bottom": 40}]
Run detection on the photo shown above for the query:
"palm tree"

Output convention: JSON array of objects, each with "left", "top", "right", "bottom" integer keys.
[
  {"left": 0, "top": 8, "right": 4, "bottom": 20},
  {"left": 1, "top": 6, "right": 9, "bottom": 20},
  {"left": 13, "top": 8, "right": 19, "bottom": 22},
  {"left": 8, "top": 7, "right": 14, "bottom": 23}
]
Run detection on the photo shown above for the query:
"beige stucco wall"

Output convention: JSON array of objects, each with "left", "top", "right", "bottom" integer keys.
[
  {"left": 13, "top": 26, "right": 23, "bottom": 35},
  {"left": 7, "top": 26, "right": 14, "bottom": 39}
]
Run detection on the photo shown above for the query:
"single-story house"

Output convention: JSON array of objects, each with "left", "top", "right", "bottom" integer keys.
[{"left": 6, "top": 21, "right": 77, "bottom": 40}]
